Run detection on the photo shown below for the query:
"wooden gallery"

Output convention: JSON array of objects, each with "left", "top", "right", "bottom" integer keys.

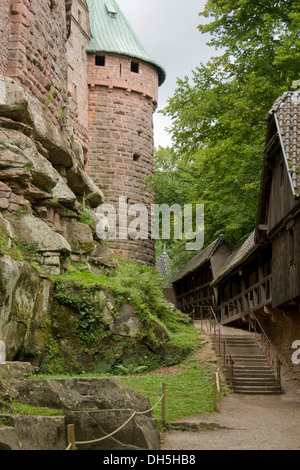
[{"left": 172, "top": 90, "right": 300, "bottom": 388}]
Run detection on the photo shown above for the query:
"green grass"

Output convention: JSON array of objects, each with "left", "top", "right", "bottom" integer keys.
[
  {"left": 116, "top": 356, "right": 224, "bottom": 424},
  {"left": 0, "top": 401, "right": 64, "bottom": 417}
]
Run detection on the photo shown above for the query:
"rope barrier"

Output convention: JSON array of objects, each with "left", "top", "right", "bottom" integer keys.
[
  {"left": 67, "top": 393, "right": 165, "bottom": 448},
  {"left": 66, "top": 371, "right": 221, "bottom": 450}
]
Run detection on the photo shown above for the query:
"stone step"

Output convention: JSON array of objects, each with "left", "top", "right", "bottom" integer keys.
[
  {"left": 232, "top": 379, "right": 280, "bottom": 386},
  {"left": 213, "top": 328, "right": 282, "bottom": 395},
  {"left": 224, "top": 370, "right": 276, "bottom": 377},
  {"left": 234, "top": 386, "right": 283, "bottom": 395}
]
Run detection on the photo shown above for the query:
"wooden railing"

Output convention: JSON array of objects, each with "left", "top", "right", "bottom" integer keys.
[
  {"left": 206, "top": 306, "right": 235, "bottom": 389},
  {"left": 249, "top": 311, "right": 282, "bottom": 388},
  {"left": 219, "top": 274, "right": 272, "bottom": 323},
  {"left": 177, "top": 281, "right": 214, "bottom": 311}
]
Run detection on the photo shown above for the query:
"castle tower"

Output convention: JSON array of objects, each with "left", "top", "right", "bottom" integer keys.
[{"left": 86, "top": 0, "right": 165, "bottom": 265}]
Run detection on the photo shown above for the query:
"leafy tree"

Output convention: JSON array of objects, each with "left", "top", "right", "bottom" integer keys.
[{"left": 159, "top": 0, "right": 300, "bottom": 255}]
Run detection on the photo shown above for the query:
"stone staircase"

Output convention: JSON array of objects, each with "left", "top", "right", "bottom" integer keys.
[{"left": 220, "top": 334, "right": 282, "bottom": 395}]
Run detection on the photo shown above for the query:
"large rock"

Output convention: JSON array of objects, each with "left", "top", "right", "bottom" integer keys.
[
  {"left": 12, "top": 377, "right": 150, "bottom": 411},
  {"left": 62, "top": 218, "right": 94, "bottom": 254},
  {"left": 66, "top": 162, "right": 104, "bottom": 208},
  {"left": 0, "top": 415, "right": 66, "bottom": 450},
  {"left": 0, "top": 76, "right": 73, "bottom": 167},
  {"left": 0, "top": 76, "right": 101, "bottom": 210},
  {"left": 65, "top": 410, "right": 160, "bottom": 450},
  {"left": 0, "top": 126, "right": 77, "bottom": 207},
  {"left": 0, "top": 254, "right": 53, "bottom": 360},
  {"left": 4, "top": 377, "right": 161, "bottom": 450},
  {"left": 7, "top": 213, "right": 71, "bottom": 253}
]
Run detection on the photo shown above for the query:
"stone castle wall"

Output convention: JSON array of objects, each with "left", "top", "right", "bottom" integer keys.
[
  {"left": 87, "top": 54, "right": 158, "bottom": 264},
  {"left": 0, "top": 0, "right": 90, "bottom": 150},
  {"left": 0, "top": 1, "right": 159, "bottom": 265},
  {"left": 0, "top": 0, "right": 10, "bottom": 76}
]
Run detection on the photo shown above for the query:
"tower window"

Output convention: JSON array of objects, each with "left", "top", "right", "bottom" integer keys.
[
  {"left": 78, "top": 9, "right": 82, "bottom": 25},
  {"left": 133, "top": 154, "right": 141, "bottom": 162},
  {"left": 95, "top": 55, "right": 105, "bottom": 66},
  {"left": 131, "top": 61, "right": 139, "bottom": 74}
]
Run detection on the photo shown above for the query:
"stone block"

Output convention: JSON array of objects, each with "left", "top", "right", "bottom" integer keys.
[{"left": 0, "top": 198, "right": 9, "bottom": 210}]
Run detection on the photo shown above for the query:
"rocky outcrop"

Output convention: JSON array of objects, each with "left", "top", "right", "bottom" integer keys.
[
  {"left": 0, "top": 75, "right": 105, "bottom": 276},
  {"left": 0, "top": 254, "right": 53, "bottom": 361},
  {"left": 0, "top": 375, "right": 160, "bottom": 450},
  {"left": 12, "top": 377, "right": 151, "bottom": 411},
  {"left": 0, "top": 73, "right": 188, "bottom": 386}
]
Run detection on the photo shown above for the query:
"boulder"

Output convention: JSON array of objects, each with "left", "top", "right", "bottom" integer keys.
[
  {"left": 66, "top": 162, "right": 104, "bottom": 208},
  {"left": 0, "top": 126, "right": 77, "bottom": 208},
  {"left": 0, "top": 362, "right": 37, "bottom": 380},
  {"left": 12, "top": 377, "right": 150, "bottom": 411},
  {"left": 112, "top": 303, "right": 142, "bottom": 338},
  {"left": 0, "top": 254, "right": 53, "bottom": 360},
  {"left": 6, "top": 213, "right": 71, "bottom": 253},
  {"left": 0, "top": 415, "right": 66, "bottom": 450},
  {"left": 62, "top": 218, "right": 94, "bottom": 254},
  {"left": 90, "top": 242, "right": 116, "bottom": 267},
  {"left": 0, "top": 377, "right": 160, "bottom": 450},
  {"left": 8, "top": 377, "right": 160, "bottom": 450},
  {"left": 65, "top": 410, "right": 160, "bottom": 450}
]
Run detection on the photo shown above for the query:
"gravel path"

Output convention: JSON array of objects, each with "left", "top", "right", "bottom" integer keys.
[
  {"left": 161, "top": 393, "right": 300, "bottom": 450},
  {"left": 161, "top": 321, "right": 300, "bottom": 451}
]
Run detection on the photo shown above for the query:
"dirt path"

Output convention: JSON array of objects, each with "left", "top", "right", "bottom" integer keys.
[
  {"left": 161, "top": 321, "right": 300, "bottom": 450},
  {"left": 161, "top": 393, "right": 300, "bottom": 450}
]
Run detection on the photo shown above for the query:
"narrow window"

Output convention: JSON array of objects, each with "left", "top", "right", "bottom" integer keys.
[
  {"left": 133, "top": 154, "right": 141, "bottom": 162},
  {"left": 120, "top": 64, "right": 122, "bottom": 77},
  {"left": 95, "top": 55, "right": 105, "bottom": 66},
  {"left": 131, "top": 61, "right": 139, "bottom": 74},
  {"left": 78, "top": 9, "right": 82, "bottom": 25}
]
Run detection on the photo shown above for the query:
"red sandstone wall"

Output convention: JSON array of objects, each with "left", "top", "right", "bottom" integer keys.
[
  {"left": 0, "top": 0, "right": 89, "bottom": 149},
  {"left": 0, "top": 0, "right": 11, "bottom": 76},
  {"left": 6, "top": 0, "right": 68, "bottom": 128},
  {"left": 66, "top": 0, "right": 90, "bottom": 146},
  {"left": 87, "top": 53, "right": 159, "bottom": 106}
]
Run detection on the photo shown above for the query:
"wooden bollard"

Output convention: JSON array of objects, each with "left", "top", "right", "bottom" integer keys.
[
  {"left": 67, "top": 424, "right": 76, "bottom": 450},
  {"left": 162, "top": 383, "right": 167, "bottom": 425}
]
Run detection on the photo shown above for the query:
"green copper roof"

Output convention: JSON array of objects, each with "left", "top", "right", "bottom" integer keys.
[{"left": 86, "top": 0, "right": 166, "bottom": 85}]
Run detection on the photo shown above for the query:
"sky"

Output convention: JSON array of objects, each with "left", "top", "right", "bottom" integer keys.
[{"left": 117, "top": 0, "right": 214, "bottom": 148}]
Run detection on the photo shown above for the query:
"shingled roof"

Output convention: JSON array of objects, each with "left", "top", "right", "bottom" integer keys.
[
  {"left": 172, "top": 235, "right": 232, "bottom": 283},
  {"left": 211, "top": 231, "right": 256, "bottom": 286},
  {"left": 266, "top": 90, "right": 300, "bottom": 198}
]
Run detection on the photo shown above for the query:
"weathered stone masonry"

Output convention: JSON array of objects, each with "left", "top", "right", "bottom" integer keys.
[
  {"left": 0, "top": 0, "right": 165, "bottom": 265},
  {"left": 87, "top": 54, "right": 159, "bottom": 264}
]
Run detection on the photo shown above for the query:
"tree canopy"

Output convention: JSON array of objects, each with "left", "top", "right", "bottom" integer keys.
[{"left": 153, "top": 0, "right": 300, "bottom": 273}]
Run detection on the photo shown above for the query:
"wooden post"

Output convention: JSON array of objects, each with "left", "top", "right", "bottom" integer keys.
[
  {"left": 162, "top": 383, "right": 167, "bottom": 425},
  {"left": 213, "top": 374, "right": 218, "bottom": 410},
  {"left": 67, "top": 424, "right": 76, "bottom": 450},
  {"left": 216, "top": 370, "right": 220, "bottom": 393}
]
